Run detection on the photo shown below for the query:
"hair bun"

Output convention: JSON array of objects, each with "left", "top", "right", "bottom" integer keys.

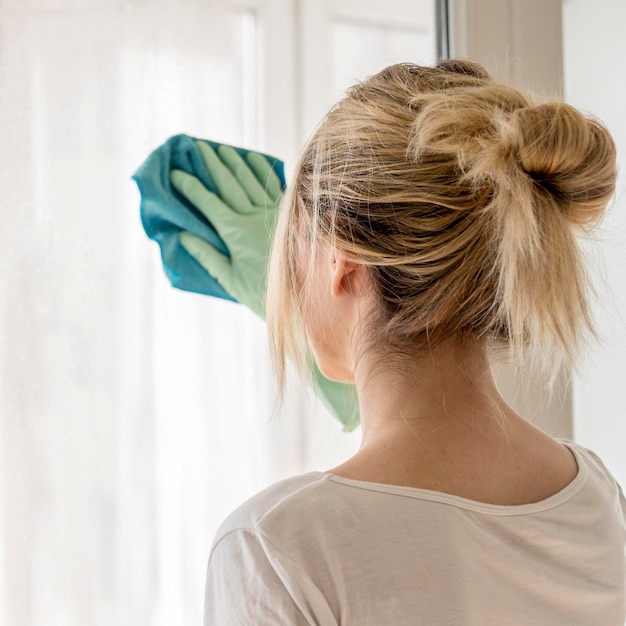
[{"left": 507, "top": 102, "right": 617, "bottom": 227}]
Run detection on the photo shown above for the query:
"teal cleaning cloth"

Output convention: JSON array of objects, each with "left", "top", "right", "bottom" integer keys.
[{"left": 132, "top": 134, "right": 286, "bottom": 299}]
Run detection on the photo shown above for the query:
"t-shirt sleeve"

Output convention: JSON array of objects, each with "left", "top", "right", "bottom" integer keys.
[{"left": 204, "top": 528, "right": 336, "bottom": 626}]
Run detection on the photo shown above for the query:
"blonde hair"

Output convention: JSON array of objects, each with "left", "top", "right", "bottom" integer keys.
[{"left": 267, "top": 60, "right": 617, "bottom": 393}]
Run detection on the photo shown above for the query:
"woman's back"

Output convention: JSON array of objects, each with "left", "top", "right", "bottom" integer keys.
[{"left": 206, "top": 441, "right": 626, "bottom": 625}]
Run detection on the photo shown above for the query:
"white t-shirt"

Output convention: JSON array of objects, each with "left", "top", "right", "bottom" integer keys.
[{"left": 205, "top": 441, "right": 626, "bottom": 625}]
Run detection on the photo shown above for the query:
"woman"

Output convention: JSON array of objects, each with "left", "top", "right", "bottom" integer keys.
[{"left": 204, "top": 60, "right": 626, "bottom": 624}]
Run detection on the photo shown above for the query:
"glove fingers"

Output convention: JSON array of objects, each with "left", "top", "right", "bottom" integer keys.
[
  {"left": 170, "top": 169, "right": 238, "bottom": 243},
  {"left": 246, "top": 152, "right": 284, "bottom": 203},
  {"left": 195, "top": 141, "right": 254, "bottom": 213},
  {"left": 179, "top": 232, "right": 234, "bottom": 295},
  {"left": 217, "top": 145, "right": 268, "bottom": 207}
]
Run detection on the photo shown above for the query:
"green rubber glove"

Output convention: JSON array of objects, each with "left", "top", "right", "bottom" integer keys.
[
  {"left": 171, "top": 142, "right": 280, "bottom": 318},
  {"left": 170, "top": 141, "right": 360, "bottom": 431}
]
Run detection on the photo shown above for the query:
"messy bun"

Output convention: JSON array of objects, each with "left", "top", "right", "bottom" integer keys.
[
  {"left": 410, "top": 83, "right": 616, "bottom": 376},
  {"left": 505, "top": 103, "right": 616, "bottom": 226},
  {"left": 267, "top": 60, "right": 617, "bottom": 389}
]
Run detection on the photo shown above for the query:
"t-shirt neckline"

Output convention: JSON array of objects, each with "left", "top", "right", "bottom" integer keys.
[{"left": 307, "top": 440, "right": 588, "bottom": 516}]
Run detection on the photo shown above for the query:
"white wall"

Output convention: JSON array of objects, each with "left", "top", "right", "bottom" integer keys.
[{"left": 563, "top": 0, "right": 626, "bottom": 486}]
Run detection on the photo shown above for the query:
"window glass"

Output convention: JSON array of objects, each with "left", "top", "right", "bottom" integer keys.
[
  {"left": 0, "top": 1, "right": 438, "bottom": 623},
  {"left": 331, "top": 19, "right": 436, "bottom": 99}
]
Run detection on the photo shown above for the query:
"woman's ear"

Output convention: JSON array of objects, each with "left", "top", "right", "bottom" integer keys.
[{"left": 330, "top": 249, "right": 367, "bottom": 299}]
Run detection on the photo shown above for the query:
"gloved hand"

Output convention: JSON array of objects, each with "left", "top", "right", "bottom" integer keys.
[
  {"left": 170, "top": 140, "right": 360, "bottom": 431},
  {"left": 170, "top": 141, "right": 281, "bottom": 318}
]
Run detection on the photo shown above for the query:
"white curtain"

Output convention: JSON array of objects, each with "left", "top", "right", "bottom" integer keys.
[
  {"left": 0, "top": 2, "right": 304, "bottom": 624},
  {"left": 0, "top": 1, "right": 433, "bottom": 623}
]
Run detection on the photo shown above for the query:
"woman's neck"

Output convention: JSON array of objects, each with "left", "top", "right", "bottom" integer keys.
[
  {"left": 329, "top": 337, "right": 578, "bottom": 506},
  {"left": 353, "top": 338, "right": 511, "bottom": 449}
]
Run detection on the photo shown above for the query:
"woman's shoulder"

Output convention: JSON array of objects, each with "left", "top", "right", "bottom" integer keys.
[
  {"left": 562, "top": 439, "right": 625, "bottom": 503},
  {"left": 213, "top": 472, "right": 330, "bottom": 544},
  {"left": 212, "top": 440, "right": 624, "bottom": 548}
]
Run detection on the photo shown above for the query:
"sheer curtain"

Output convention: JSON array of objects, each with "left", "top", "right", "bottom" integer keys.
[
  {"left": 0, "top": 2, "right": 296, "bottom": 623},
  {"left": 0, "top": 1, "right": 435, "bottom": 624}
]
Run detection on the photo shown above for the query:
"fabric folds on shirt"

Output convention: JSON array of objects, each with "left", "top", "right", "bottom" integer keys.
[{"left": 205, "top": 440, "right": 626, "bottom": 626}]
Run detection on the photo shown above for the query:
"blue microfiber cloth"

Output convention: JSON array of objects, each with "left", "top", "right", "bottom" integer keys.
[{"left": 132, "top": 134, "right": 286, "bottom": 300}]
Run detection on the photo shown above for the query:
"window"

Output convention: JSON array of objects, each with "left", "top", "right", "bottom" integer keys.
[{"left": 0, "top": 1, "right": 438, "bottom": 623}]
